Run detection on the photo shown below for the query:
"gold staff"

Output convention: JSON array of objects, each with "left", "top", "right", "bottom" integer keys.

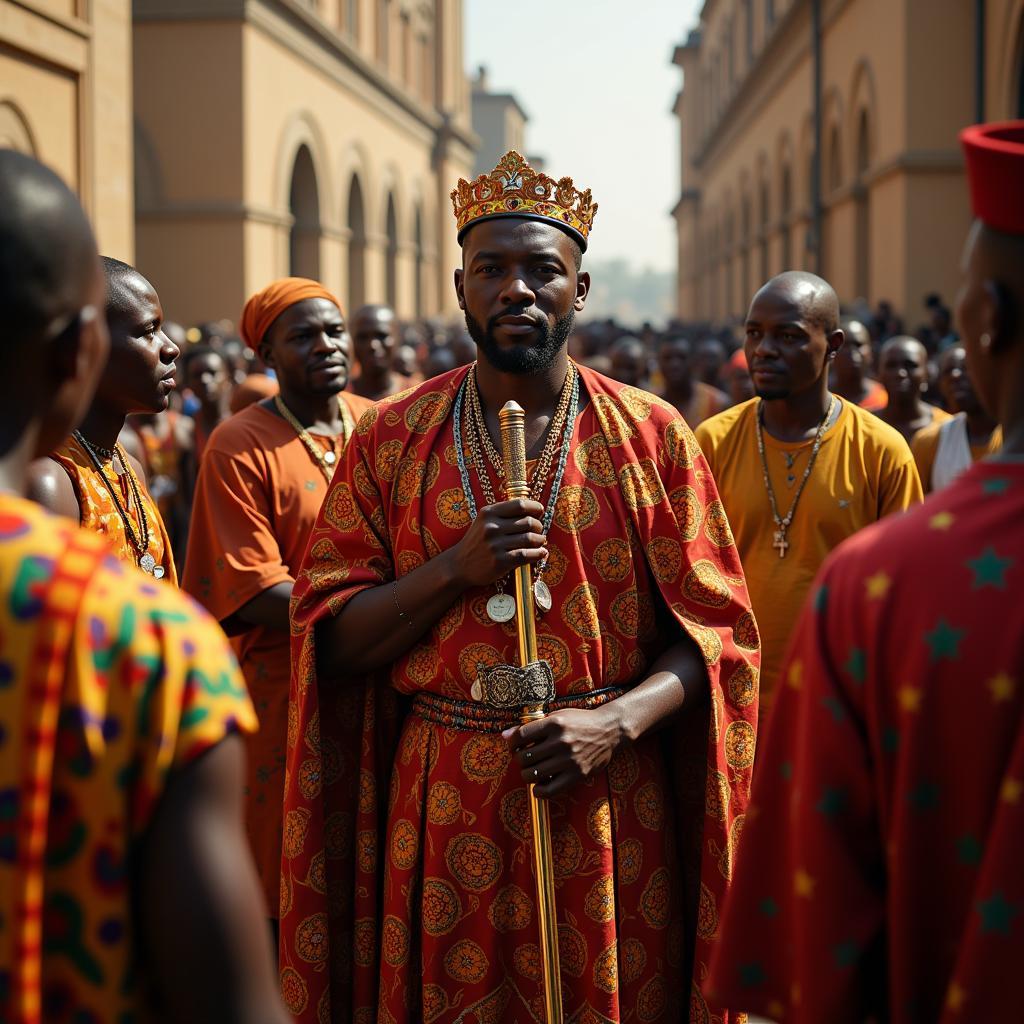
[{"left": 498, "top": 399, "right": 563, "bottom": 1024}]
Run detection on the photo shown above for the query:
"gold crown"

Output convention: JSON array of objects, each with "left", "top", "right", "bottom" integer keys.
[{"left": 450, "top": 151, "right": 598, "bottom": 251}]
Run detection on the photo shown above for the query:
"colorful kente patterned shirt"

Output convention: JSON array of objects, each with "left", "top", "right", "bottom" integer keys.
[
  {"left": 706, "top": 461, "right": 1024, "bottom": 1022},
  {"left": 51, "top": 434, "right": 178, "bottom": 584},
  {"left": 0, "top": 495, "right": 256, "bottom": 1023},
  {"left": 282, "top": 365, "right": 760, "bottom": 1024}
]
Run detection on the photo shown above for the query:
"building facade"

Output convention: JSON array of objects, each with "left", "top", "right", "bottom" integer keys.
[
  {"left": 133, "top": 0, "right": 475, "bottom": 325},
  {"left": 1, "top": 0, "right": 134, "bottom": 258},
  {"left": 470, "top": 66, "right": 528, "bottom": 175},
  {"left": 672, "top": 0, "right": 1024, "bottom": 324}
]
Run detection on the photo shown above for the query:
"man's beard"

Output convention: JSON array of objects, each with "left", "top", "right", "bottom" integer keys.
[
  {"left": 465, "top": 308, "right": 574, "bottom": 375},
  {"left": 753, "top": 383, "right": 790, "bottom": 401}
]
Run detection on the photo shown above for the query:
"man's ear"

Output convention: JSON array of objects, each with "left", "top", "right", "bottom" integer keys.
[
  {"left": 454, "top": 268, "right": 465, "bottom": 311},
  {"left": 574, "top": 271, "right": 591, "bottom": 312},
  {"left": 52, "top": 305, "right": 105, "bottom": 387},
  {"left": 257, "top": 338, "right": 276, "bottom": 371},
  {"left": 983, "top": 279, "right": 1015, "bottom": 352},
  {"left": 826, "top": 328, "right": 845, "bottom": 359}
]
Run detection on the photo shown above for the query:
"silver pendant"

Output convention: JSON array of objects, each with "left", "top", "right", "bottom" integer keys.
[
  {"left": 533, "top": 578, "right": 552, "bottom": 613},
  {"left": 153, "top": 565, "right": 166, "bottom": 580},
  {"left": 486, "top": 592, "right": 516, "bottom": 623},
  {"left": 323, "top": 449, "right": 337, "bottom": 465},
  {"left": 139, "top": 553, "right": 157, "bottom": 575},
  {"left": 112, "top": 457, "right": 127, "bottom": 476}
]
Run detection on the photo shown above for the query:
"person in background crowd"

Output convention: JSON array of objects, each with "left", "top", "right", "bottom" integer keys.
[
  {"left": 724, "top": 347, "right": 755, "bottom": 405},
  {"left": 658, "top": 332, "right": 729, "bottom": 426},
  {"left": 0, "top": 146, "right": 287, "bottom": 1024},
  {"left": 422, "top": 342, "right": 458, "bottom": 379},
  {"left": 392, "top": 340, "right": 422, "bottom": 383},
  {"left": 692, "top": 335, "right": 728, "bottom": 389},
  {"left": 607, "top": 333, "right": 650, "bottom": 388},
  {"left": 449, "top": 329, "right": 478, "bottom": 366},
  {"left": 926, "top": 293, "right": 960, "bottom": 350},
  {"left": 912, "top": 343, "right": 1002, "bottom": 492},
  {"left": 832, "top": 317, "right": 888, "bottom": 411},
  {"left": 696, "top": 272, "right": 922, "bottom": 712},
  {"left": 183, "top": 343, "right": 231, "bottom": 465},
  {"left": 350, "top": 302, "right": 404, "bottom": 401},
  {"left": 30, "top": 257, "right": 180, "bottom": 583},
  {"left": 707, "top": 116, "right": 1024, "bottom": 1024},
  {"left": 183, "top": 277, "right": 373, "bottom": 931},
  {"left": 875, "top": 334, "right": 953, "bottom": 443}
]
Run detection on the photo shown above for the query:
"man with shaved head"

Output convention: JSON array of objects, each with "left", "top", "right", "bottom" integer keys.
[
  {"left": 876, "top": 335, "right": 952, "bottom": 442},
  {"left": 833, "top": 316, "right": 888, "bottom": 410},
  {"left": 696, "top": 271, "right": 922, "bottom": 709},
  {"left": 0, "top": 150, "right": 286, "bottom": 1022},
  {"left": 607, "top": 333, "right": 650, "bottom": 387},
  {"left": 349, "top": 302, "right": 404, "bottom": 400}
]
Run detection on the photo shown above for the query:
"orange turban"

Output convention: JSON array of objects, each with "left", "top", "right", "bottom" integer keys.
[{"left": 239, "top": 277, "right": 342, "bottom": 350}]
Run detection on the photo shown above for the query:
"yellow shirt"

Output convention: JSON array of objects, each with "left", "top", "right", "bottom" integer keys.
[
  {"left": 911, "top": 416, "right": 1002, "bottom": 493},
  {"left": 696, "top": 397, "right": 922, "bottom": 704}
]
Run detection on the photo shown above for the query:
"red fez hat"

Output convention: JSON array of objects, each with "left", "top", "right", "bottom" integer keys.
[{"left": 960, "top": 120, "right": 1024, "bottom": 235}]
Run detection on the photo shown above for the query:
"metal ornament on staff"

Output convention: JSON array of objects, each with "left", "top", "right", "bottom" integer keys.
[{"left": 498, "top": 399, "right": 564, "bottom": 1024}]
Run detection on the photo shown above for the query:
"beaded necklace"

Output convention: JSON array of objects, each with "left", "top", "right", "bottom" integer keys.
[{"left": 274, "top": 395, "right": 353, "bottom": 483}]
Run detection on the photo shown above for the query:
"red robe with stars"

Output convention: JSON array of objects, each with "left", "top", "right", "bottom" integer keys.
[{"left": 706, "top": 460, "right": 1024, "bottom": 1022}]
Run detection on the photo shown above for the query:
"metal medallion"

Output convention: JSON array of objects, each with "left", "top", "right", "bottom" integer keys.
[
  {"left": 323, "top": 449, "right": 337, "bottom": 465},
  {"left": 139, "top": 553, "right": 157, "bottom": 575},
  {"left": 470, "top": 679, "right": 483, "bottom": 701},
  {"left": 153, "top": 565, "right": 166, "bottom": 580},
  {"left": 486, "top": 592, "right": 516, "bottom": 623},
  {"left": 533, "top": 578, "right": 552, "bottom": 613}
]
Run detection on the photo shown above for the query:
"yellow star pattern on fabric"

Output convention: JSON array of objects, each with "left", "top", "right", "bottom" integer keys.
[
  {"left": 988, "top": 672, "right": 1016, "bottom": 703},
  {"left": 865, "top": 571, "right": 892, "bottom": 600},
  {"left": 1001, "top": 778, "right": 1022, "bottom": 804},
  {"left": 946, "top": 983, "right": 966, "bottom": 1011},
  {"left": 794, "top": 869, "right": 816, "bottom": 898},
  {"left": 898, "top": 685, "right": 923, "bottom": 713},
  {"left": 787, "top": 659, "right": 803, "bottom": 690},
  {"left": 929, "top": 511, "right": 955, "bottom": 530}
]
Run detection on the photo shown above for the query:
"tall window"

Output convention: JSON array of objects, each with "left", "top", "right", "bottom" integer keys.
[
  {"left": 346, "top": 0, "right": 358, "bottom": 39},
  {"left": 347, "top": 176, "right": 366, "bottom": 310},
  {"left": 855, "top": 110, "right": 872, "bottom": 298},
  {"left": 780, "top": 165, "right": 792, "bottom": 270},
  {"left": 385, "top": 194, "right": 398, "bottom": 309},
  {"left": 766, "top": 0, "right": 775, "bottom": 28},
  {"left": 376, "top": 0, "right": 389, "bottom": 66},
  {"left": 745, "top": 0, "right": 754, "bottom": 63},
  {"left": 288, "top": 146, "right": 320, "bottom": 280}
]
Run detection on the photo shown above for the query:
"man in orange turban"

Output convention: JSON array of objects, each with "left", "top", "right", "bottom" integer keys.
[{"left": 184, "top": 277, "right": 373, "bottom": 924}]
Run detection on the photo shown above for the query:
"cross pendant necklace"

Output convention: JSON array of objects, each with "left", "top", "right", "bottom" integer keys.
[{"left": 772, "top": 529, "right": 790, "bottom": 558}]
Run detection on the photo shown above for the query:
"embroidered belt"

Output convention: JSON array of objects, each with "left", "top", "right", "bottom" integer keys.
[{"left": 411, "top": 683, "right": 633, "bottom": 734}]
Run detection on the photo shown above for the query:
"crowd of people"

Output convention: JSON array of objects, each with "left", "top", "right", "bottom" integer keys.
[{"left": 1, "top": 121, "right": 1022, "bottom": 1024}]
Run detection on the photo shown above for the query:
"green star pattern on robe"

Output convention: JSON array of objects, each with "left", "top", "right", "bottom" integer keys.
[
  {"left": 966, "top": 547, "right": 1013, "bottom": 589},
  {"left": 739, "top": 961, "right": 767, "bottom": 987},
  {"left": 759, "top": 897, "right": 779, "bottom": 918},
  {"left": 817, "top": 785, "right": 848, "bottom": 819},
  {"left": 925, "top": 619, "right": 965, "bottom": 661},
  {"left": 982, "top": 477, "right": 1010, "bottom": 495},
  {"left": 844, "top": 647, "right": 866, "bottom": 684},
  {"left": 833, "top": 939, "right": 859, "bottom": 968},
  {"left": 976, "top": 891, "right": 1018, "bottom": 935},
  {"left": 956, "top": 833, "right": 983, "bottom": 866},
  {"left": 908, "top": 780, "right": 941, "bottom": 811}
]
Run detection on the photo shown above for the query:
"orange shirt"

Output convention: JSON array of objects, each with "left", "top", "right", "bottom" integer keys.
[
  {"left": 182, "top": 393, "right": 372, "bottom": 912},
  {"left": 51, "top": 433, "right": 177, "bottom": 583},
  {"left": 696, "top": 398, "right": 922, "bottom": 704},
  {"left": 911, "top": 415, "right": 1002, "bottom": 492}
]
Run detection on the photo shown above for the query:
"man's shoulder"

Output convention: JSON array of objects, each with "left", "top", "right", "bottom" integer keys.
[
  {"left": 693, "top": 399, "right": 755, "bottom": 449},
  {"left": 352, "top": 367, "right": 466, "bottom": 441},
  {"left": 842, "top": 400, "right": 914, "bottom": 460},
  {"left": 205, "top": 403, "right": 280, "bottom": 454},
  {"left": 343, "top": 391, "right": 376, "bottom": 421}
]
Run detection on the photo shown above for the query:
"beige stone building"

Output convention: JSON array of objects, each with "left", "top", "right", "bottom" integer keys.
[
  {"left": 0, "top": 0, "right": 134, "bottom": 258},
  {"left": 133, "top": 0, "right": 475, "bottom": 325},
  {"left": 672, "top": 0, "right": 1024, "bottom": 324},
  {"left": 470, "top": 66, "right": 528, "bottom": 175}
]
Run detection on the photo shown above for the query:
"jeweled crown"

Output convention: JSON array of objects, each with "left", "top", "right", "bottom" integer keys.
[{"left": 450, "top": 151, "right": 598, "bottom": 251}]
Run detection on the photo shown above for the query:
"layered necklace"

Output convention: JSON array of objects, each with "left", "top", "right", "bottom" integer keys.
[
  {"left": 453, "top": 363, "right": 579, "bottom": 623},
  {"left": 755, "top": 395, "right": 836, "bottom": 559},
  {"left": 73, "top": 430, "right": 164, "bottom": 578},
  {"left": 274, "top": 395, "right": 353, "bottom": 482}
]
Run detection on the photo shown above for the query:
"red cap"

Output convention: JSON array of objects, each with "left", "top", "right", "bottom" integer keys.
[
  {"left": 728, "top": 348, "right": 748, "bottom": 371},
  {"left": 960, "top": 120, "right": 1024, "bottom": 235}
]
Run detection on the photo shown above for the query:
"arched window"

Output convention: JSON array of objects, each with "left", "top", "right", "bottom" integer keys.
[
  {"left": 288, "top": 145, "right": 320, "bottom": 279},
  {"left": 759, "top": 178, "right": 770, "bottom": 282},
  {"left": 347, "top": 175, "right": 366, "bottom": 310},
  {"left": 384, "top": 193, "right": 398, "bottom": 310},
  {"left": 780, "top": 165, "right": 792, "bottom": 271},
  {"left": 741, "top": 195, "right": 752, "bottom": 308},
  {"left": 828, "top": 125, "right": 842, "bottom": 192},
  {"left": 413, "top": 205, "right": 424, "bottom": 316}
]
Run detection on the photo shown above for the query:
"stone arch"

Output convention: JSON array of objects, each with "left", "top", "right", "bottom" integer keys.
[
  {"left": 822, "top": 86, "right": 845, "bottom": 192},
  {"left": 345, "top": 172, "right": 367, "bottom": 311},
  {"left": 338, "top": 140, "right": 375, "bottom": 233},
  {"left": 273, "top": 111, "right": 333, "bottom": 228},
  {"left": 847, "top": 59, "right": 878, "bottom": 171},
  {"left": 288, "top": 145, "right": 321, "bottom": 280},
  {"left": 0, "top": 99, "right": 37, "bottom": 155},
  {"left": 796, "top": 113, "right": 814, "bottom": 209}
]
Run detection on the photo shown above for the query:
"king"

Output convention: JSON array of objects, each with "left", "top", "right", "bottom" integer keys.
[{"left": 280, "top": 151, "right": 760, "bottom": 1024}]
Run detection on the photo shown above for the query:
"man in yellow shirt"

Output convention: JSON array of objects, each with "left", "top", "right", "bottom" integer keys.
[{"left": 696, "top": 272, "right": 922, "bottom": 707}]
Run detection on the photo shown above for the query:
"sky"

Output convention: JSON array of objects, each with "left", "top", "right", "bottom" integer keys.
[{"left": 465, "top": 0, "right": 704, "bottom": 276}]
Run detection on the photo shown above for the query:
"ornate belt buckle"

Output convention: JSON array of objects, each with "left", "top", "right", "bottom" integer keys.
[{"left": 471, "top": 660, "right": 555, "bottom": 708}]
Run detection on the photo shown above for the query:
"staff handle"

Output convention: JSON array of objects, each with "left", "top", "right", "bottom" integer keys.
[{"left": 498, "top": 400, "right": 563, "bottom": 1024}]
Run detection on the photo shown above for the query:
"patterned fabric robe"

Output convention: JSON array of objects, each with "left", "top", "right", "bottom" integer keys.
[{"left": 281, "top": 365, "right": 760, "bottom": 1023}]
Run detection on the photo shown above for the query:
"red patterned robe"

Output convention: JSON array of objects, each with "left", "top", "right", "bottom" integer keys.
[
  {"left": 281, "top": 364, "right": 760, "bottom": 1023},
  {"left": 707, "top": 461, "right": 1024, "bottom": 1022}
]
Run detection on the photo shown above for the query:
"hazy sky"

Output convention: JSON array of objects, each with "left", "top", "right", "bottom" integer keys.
[{"left": 465, "top": 0, "right": 703, "bottom": 275}]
